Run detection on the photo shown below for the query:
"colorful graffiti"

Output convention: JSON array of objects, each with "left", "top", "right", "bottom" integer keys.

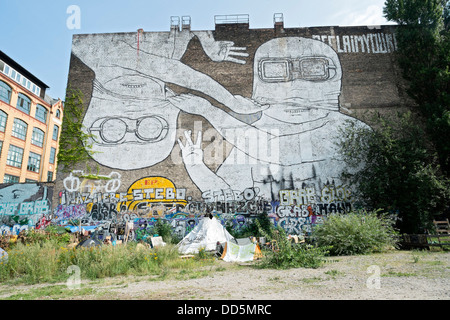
[
  {"left": 0, "top": 183, "right": 52, "bottom": 235},
  {"left": 54, "top": 169, "right": 354, "bottom": 236}
]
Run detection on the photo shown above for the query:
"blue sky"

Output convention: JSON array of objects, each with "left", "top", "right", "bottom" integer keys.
[{"left": 0, "top": 0, "right": 393, "bottom": 101}]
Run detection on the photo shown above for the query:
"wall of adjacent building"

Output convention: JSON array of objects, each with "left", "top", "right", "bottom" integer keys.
[{"left": 0, "top": 73, "right": 63, "bottom": 184}]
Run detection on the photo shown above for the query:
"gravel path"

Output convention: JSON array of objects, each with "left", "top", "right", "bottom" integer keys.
[
  {"left": 108, "top": 251, "right": 450, "bottom": 300},
  {"left": 1, "top": 250, "right": 449, "bottom": 301}
]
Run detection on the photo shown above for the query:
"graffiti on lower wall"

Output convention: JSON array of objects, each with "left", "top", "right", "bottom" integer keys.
[
  {"left": 0, "top": 183, "right": 53, "bottom": 235},
  {"left": 53, "top": 169, "right": 355, "bottom": 236},
  {"left": 0, "top": 180, "right": 354, "bottom": 237}
]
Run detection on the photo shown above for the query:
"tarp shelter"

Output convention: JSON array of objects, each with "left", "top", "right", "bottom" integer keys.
[
  {"left": 177, "top": 216, "right": 234, "bottom": 254},
  {"left": 66, "top": 225, "right": 99, "bottom": 233},
  {"left": 76, "top": 238, "right": 102, "bottom": 248},
  {"left": 220, "top": 240, "right": 263, "bottom": 262}
]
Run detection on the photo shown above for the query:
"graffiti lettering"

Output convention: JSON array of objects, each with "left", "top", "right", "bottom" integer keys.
[{"left": 312, "top": 33, "right": 397, "bottom": 54}]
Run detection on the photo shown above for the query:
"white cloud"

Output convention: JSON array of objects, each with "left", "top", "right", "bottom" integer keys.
[{"left": 333, "top": 4, "right": 395, "bottom": 26}]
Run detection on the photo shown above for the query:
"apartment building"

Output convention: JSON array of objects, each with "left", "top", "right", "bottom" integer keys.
[{"left": 0, "top": 50, "right": 63, "bottom": 183}]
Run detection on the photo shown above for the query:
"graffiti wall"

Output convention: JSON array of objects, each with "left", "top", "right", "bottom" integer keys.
[
  {"left": 0, "top": 183, "right": 53, "bottom": 235},
  {"left": 53, "top": 24, "right": 405, "bottom": 236}
]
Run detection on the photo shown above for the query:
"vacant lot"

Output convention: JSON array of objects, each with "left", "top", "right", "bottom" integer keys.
[{"left": 0, "top": 250, "right": 448, "bottom": 300}]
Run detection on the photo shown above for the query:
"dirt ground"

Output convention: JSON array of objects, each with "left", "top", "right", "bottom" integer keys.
[{"left": 1, "top": 250, "right": 448, "bottom": 301}]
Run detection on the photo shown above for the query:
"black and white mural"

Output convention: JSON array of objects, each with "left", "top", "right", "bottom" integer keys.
[{"left": 60, "top": 26, "right": 391, "bottom": 235}]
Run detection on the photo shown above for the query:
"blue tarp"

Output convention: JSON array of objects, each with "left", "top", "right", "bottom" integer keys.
[{"left": 65, "top": 225, "right": 99, "bottom": 233}]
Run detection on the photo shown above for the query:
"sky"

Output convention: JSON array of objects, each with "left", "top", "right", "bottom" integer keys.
[{"left": 0, "top": 0, "right": 394, "bottom": 101}]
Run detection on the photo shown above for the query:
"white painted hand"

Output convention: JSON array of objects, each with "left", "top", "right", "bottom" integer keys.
[
  {"left": 177, "top": 130, "right": 204, "bottom": 166},
  {"left": 207, "top": 41, "right": 249, "bottom": 64}
]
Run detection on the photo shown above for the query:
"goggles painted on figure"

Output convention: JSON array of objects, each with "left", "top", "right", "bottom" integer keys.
[
  {"left": 258, "top": 57, "right": 337, "bottom": 82},
  {"left": 89, "top": 115, "right": 169, "bottom": 145}
]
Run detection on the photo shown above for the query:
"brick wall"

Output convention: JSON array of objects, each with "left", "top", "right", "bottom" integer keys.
[{"left": 51, "top": 24, "right": 413, "bottom": 235}]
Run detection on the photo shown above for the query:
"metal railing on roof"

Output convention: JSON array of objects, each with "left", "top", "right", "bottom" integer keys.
[
  {"left": 171, "top": 16, "right": 191, "bottom": 31},
  {"left": 273, "top": 13, "right": 284, "bottom": 25},
  {"left": 214, "top": 14, "right": 249, "bottom": 25}
]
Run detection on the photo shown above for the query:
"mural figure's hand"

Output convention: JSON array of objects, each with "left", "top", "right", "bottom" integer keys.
[
  {"left": 177, "top": 130, "right": 204, "bottom": 166},
  {"left": 207, "top": 41, "right": 249, "bottom": 64}
]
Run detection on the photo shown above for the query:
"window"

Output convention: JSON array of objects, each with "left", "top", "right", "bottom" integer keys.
[
  {"left": 3, "top": 65, "right": 10, "bottom": 76},
  {"left": 3, "top": 174, "right": 20, "bottom": 183},
  {"left": 25, "top": 178, "right": 37, "bottom": 183},
  {"left": 0, "top": 110, "right": 7, "bottom": 132},
  {"left": 56, "top": 109, "right": 61, "bottom": 118},
  {"left": 31, "top": 127, "right": 45, "bottom": 147},
  {"left": 0, "top": 141, "right": 2, "bottom": 156},
  {"left": 0, "top": 61, "right": 40, "bottom": 97},
  {"left": 12, "top": 118, "right": 28, "bottom": 140},
  {"left": 52, "top": 124, "right": 59, "bottom": 140},
  {"left": 6, "top": 145, "right": 24, "bottom": 167},
  {"left": 49, "top": 147, "right": 56, "bottom": 164},
  {"left": 35, "top": 104, "right": 48, "bottom": 123},
  {"left": 0, "top": 80, "right": 12, "bottom": 104},
  {"left": 47, "top": 171, "right": 53, "bottom": 182},
  {"left": 16, "top": 93, "right": 31, "bottom": 114},
  {"left": 27, "top": 152, "right": 41, "bottom": 173}
]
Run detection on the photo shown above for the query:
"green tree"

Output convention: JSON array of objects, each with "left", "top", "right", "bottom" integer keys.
[
  {"left": 337, "top": 113, "right": 450, "bottom": 234},
  {"left": 383, "top": 0, "right": 450, "bottom": 177}
]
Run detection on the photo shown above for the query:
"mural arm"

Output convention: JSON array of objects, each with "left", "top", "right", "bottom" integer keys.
[
  {"left": 168, "top": 94, "right": 257, "bottom": 137},
  {"left": 107, "top": 41, "right": 265, "bottom": 114}
]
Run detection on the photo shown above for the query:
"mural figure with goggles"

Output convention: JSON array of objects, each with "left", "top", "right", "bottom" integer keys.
[
  {"left": 71, "top": 29, "right": 262, "bottom": 170},
  {"left": 170, "top": 37, "right": 371, "bottom": 199}
]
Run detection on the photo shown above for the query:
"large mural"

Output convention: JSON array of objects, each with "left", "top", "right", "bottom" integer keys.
[{"left": 50, "top": 25, "right": 400, "bottom": 236}]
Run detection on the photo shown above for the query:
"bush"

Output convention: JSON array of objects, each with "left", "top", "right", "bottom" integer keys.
[
  {"left": 144, "top": 219, "right": 181, "bottom": 245},
  {"left": 312, "top": 210, "right": 399, "bottom": 256},
  {"left": 226, "top": 212, "right": 275, "bottom": 239},
  {"left": 255, "top": 221, "right": 330, "bottom": 269}
]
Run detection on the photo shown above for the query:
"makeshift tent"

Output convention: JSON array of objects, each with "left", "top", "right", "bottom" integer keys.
[
  {"left": 76, "top": 238, "right": 102, "bottom": 248},
  {"left": 177, "top": 216, "right": 234, "bottom": 254},
  {"left": 66, "top": 225, "right": 99, "bottom": 233},
  {"left": 220, "top": 239, "right": 263, "bottom": 262}
]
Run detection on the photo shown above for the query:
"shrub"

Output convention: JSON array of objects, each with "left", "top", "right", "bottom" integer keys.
[
  {"left": 227, "top": 212, "right": 274, "bottom": 239},
  {"left": 312, "top": 210, "right": 399, "bottom": 256},
  {"left": 255, "top": 221, "right": 329, "bottom": 269},
  {"left": 337, "top": 113, "right": 450, "bottom": 233},
  {"left": 150, "top": 219, "right": 181, "bottom": 244}
]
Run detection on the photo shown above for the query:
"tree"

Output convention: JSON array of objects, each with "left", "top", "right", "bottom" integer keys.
[
  {"left": 337, "top": 112, "right": 450, "bottom": 234},
  {"left": 383, "top": 0, "right": 450, "bottom": 177}
]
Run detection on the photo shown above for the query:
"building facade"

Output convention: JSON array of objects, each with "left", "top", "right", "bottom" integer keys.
[
  {"left": 49, "top": 15, "right": 411, "bottom": 237},
  {"left": 0, "top": 51, "right": 63, "bottom": 183}
]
